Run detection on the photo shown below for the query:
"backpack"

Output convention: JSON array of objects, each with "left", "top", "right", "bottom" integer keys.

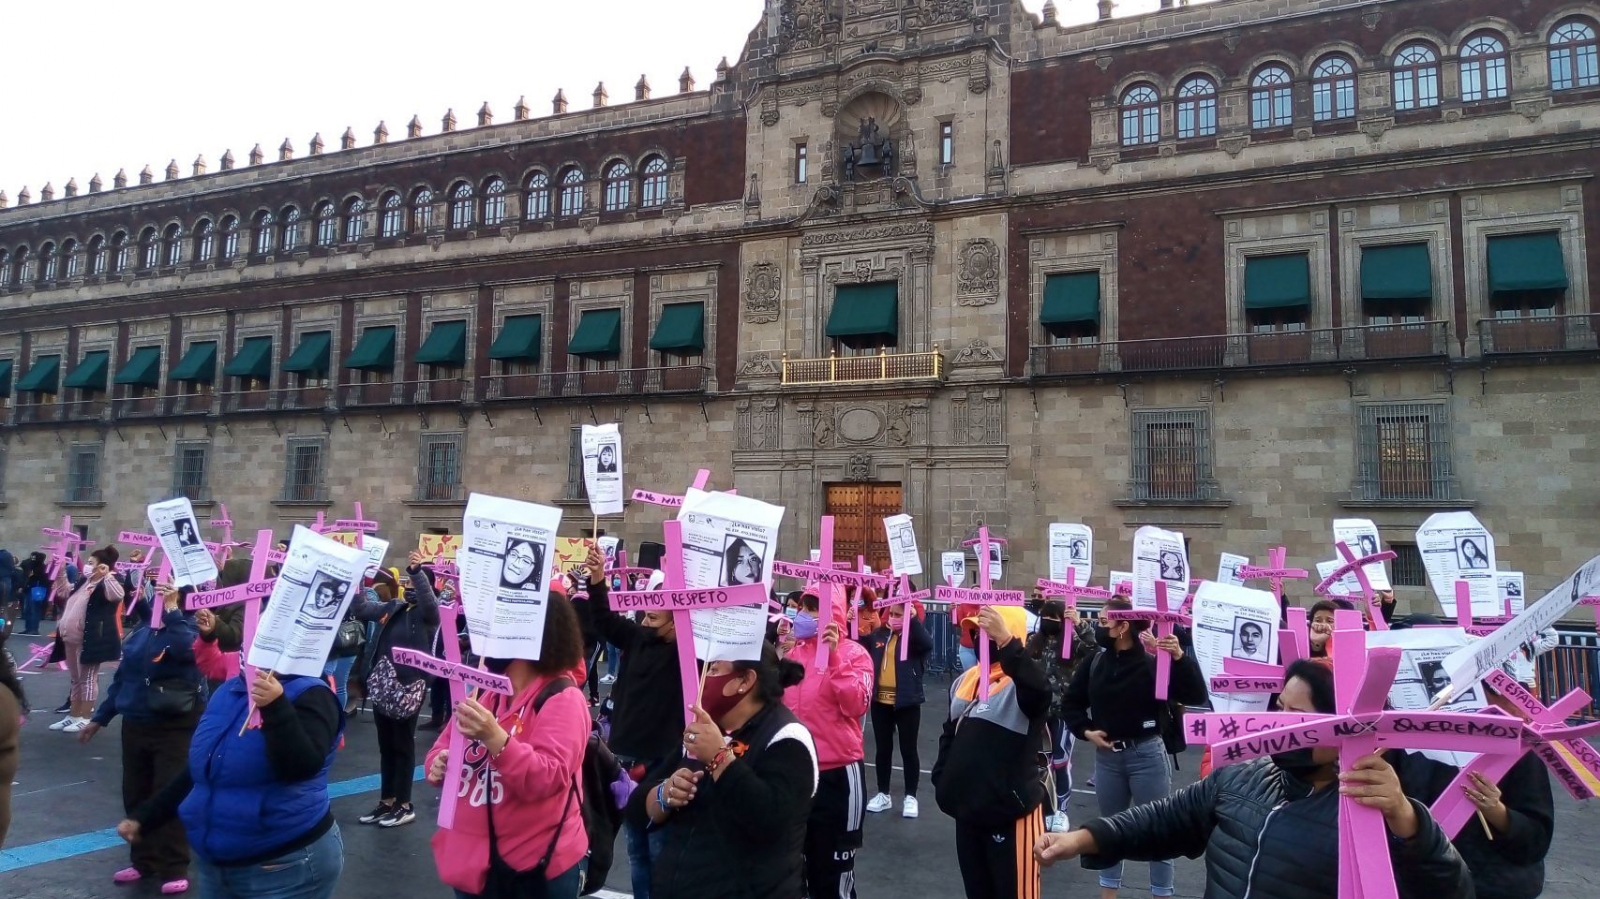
[{"left": 531, "top": 677, "right": 624, "bottom": 895}]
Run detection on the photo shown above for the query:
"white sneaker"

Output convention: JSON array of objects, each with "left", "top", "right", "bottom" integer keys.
[
  {"left": 62, "top": 717, "right": 90, "bottom": 734},
  {"left": 49, "top": 716, "right": 76, "bottom": 731},
  {"left": 866, "top": 792, "right": 893, "bottom": 814},
  {"left": 902, "top": 796, "right": 919, "bottom": 819},
  {"left": 600, "top": 675, "right": 616, "bottom": 685},
  {"left": 1046, "top": 813, "right": 1070, "bottom": 833}
]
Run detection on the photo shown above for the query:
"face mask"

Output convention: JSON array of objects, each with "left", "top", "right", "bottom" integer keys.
[
  {"left": 792, "top": 611, "right": 819, "bottom": 640},
  {"left": 887, "top": 615, "right": 903, "bottom": 632},
  {"left": 1271, "top": 748, "right": 1324, "bottom": 775},
  {"left": 1040, "top": 616, "right": 1063, "bottom": 638},
  {"left": 483, "top": 657, "right": 513, "bottom": 675},
  {"left": 700, "top": 672, "right": 747, "bottom": 723},
  {"left": 783, "top": 608, "right": 798, "bottom": 622},
  {"left": 1094, "top": 626, "right": 1119, "bottom": 651}
]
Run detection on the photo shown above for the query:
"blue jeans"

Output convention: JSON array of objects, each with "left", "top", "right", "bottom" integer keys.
[
  {"left": 1093, "top": 739, "right": 1175, "bottom": 896},
  {"left": 195, "top": 823, "right": 343, "bottom": 899},
  {"left": 454, "top": 860, "right": 582, "bottom": 899},
  {"left": 22, "top": 585, "right": 44, "bottom": 634},
  {"left": 606, "top": 642, "right": 621, "bottom": 677},
  {"left": 625, "top": 817, "right": 668, "bottom": 898},
  {"left": 957, "top": 645, "right": 977, "bottom": 673},
  {"left": 322, "top": 656, "right": 356, "bottom": 710}
]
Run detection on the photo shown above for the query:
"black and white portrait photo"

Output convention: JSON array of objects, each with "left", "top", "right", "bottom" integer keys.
[
  {"left": 1159, "top": 549, "right": 1186, "bottom": 582},
  {"left": 299, "top": 573, "right": 349, "bottom": 621},
  {"left": 176, "top": 518, "right": 202, "bottom": 548},
  {"left": 1356, "top": 533, "right": 1379, "bottom": 559},
  {"left": 1505, "top": 580, "right": 1523, "bottom": 598},
  {"left": 1456, "top": 537, "right": 1491, "bottom": 570},
  {"left": 500, "top": 538, "right": 546, "bottom": 592},
  {"left": 1068, "top": 538, "right": 1089, "bottom": 563},
  {"left": 723, "top": 536, "right": 766, "bottom": 587},
  {"left": 896, "top": 527, "right": 916, "bottom": 552},
  {"left": 1232, "top": 618, "right": 1268, "bottom": 661},
  {"left": 596, "top": 442, "right": 619, "bottom": 474}
]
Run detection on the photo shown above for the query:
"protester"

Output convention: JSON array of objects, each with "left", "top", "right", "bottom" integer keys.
[
  {"left": 1307, "top": 600, "right": 1338, "bottom": 660},
  {"left": 779, "top": 584, "right": 874, "bottom": 898},
  {"left": 648, "top": 643, "right": 817, "bottom": 899},
  {"left": 0, "top": 548, "right": 17, "bottom": 618},
  {"left": 952, "top": 601, "right": 980, "bottom": 671},
  {"left": 1026, "top": 597, "right": 1098, "bottom": 832},
  {"left": 861, "top": 598, "right": 932, "bottom": 819},
  {"left": 194, "top": 559, "right": 250, "bottom": 692},
  {"left": 1036, "top": 659, "right": 1476, "bottom": 899},
  {"left": 424, "top": 594, "right": 591, "bottom": 899},
  {"left": 48, "top": 546, "right": 125, "bottom": 733},
  {"left": 931, "top": 606, "right": 1052, "bottom": 899},
  {"left": 20, "top": 552, "right": 49, "bottom": 635},
  {"left": 81, "top": 582, "right": 204, "bottom": 894},
  {"left": 119, "top": 667, "right": 346, "bottom": 899},
  {"left": 0, "top": 621, "right": 27, "bottom": 848},
  {"left": 1060, "top": 597, "right": 1209, "bottom": 899},
  {"left": 323, "top": 599, "right": 365, "bottom": 715}
]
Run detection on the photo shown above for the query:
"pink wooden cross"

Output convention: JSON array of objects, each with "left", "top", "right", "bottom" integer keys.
[
  {"left": 1448, "top": 580, "right": 1513, "bottom": 637},
  {"left": 871, "top": 575, "right": 930, "bottom": 661},
  {"left": 1314, "top": 540, "right": 1398, "bottom": 631},
  {"left": 1103, "top": 580, "right": 1193, "bottom": 700},
  {"left": 333, "top": 502, "right": 379, "bottom": 551},
  {"left": 211, "top": 503, "right": 239, "bottom": 565},
  {"left": 41, "top": 516, "right": 90, "bottom": 581},
  {"left": 188, "top": 529, "right": 277, "bottom": 727},
  {"left": 1209, "top": 607, "right": 1310, "bottom": 695},
  {"left": 630, "top": 469, "right": 714, "bottom": 508},
  {"left": 1035, "top": 568, "right": 1113, "bottom": 660},
  {"left": 934, "top": 527, "right": 1026, "bottom": 700},
  {"left": 773, "top": 517, "right": 892, "bottom": 670},
  {"left": 1238, "top": 546, "right": 1307, "bottom": 612},
  {"left": 1577, "top": 595, "right": 1600, "bottom": 635}
]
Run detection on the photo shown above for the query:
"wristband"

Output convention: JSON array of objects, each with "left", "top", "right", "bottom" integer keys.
[{"left": 655, "top": 782, "right": 669, "bottom": 811}]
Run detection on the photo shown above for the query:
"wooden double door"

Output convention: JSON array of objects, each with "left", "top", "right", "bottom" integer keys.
[{"left": 824, "top": 482, "right": 903, "bottom": 575}]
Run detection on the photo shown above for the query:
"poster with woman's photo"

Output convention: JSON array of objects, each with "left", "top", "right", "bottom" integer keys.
[
  {"left": 248, "top": 526, "right": 366, "bottom": 678},
  {"left": 1048, "top": 523, "right": 1093, "bottom": 586},
  {"left": 941, "top": 552, "right": 966, "bottom": 586},
  {"left": 678, "top": 488, "right": 786, "bottom": 661},
  {"left": 985, "top": 541, "right": 1004, "bottom": 581},
  {"left": 1498, "top": 570, "right": 1526, "bottom": 616},
  {"left": 1332, "top": 519, "right": 1392, "bottom": 592},
  {"left": 1368, "top": 628, "right": 1484, "bottom": 766},
  {"left": 460, "top": 493, "right": 563, "bottom": 660},
  {"left": 598, "top": 536, "right": 621, "bottom": 570},
  {"left": 883, "top": 514, "right": 923, "bottom": 577},
  {"left": 1191, "top": 581, "right": 1280, "bottom": 713},
  {"left": 147, "top": 496, "right": 220, "bottom": 588},
  {"left": 581, "top": 423, "right": 625, "bottom": 516},
  {"left": 1416, "top": 512, "right": 1499, "bottom": 618},
  {"left": 1132, "top": 525, "right": 1188, "bottom": 611}
]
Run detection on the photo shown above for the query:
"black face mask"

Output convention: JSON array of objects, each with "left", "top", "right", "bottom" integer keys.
[
  {"left": 1271, "top": 748, "right": 1325, "bottom": 776},
  {"left": 1039, "top": 616, "right": 1063, "bottom": 638},
  {"left": 1094, "top": 626, "right": 1119, "bottom": 651},
  {"left": 483, "top": 657, "right": 513, "bottom": 675}
]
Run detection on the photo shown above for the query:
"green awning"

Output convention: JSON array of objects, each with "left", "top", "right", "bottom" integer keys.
[
  {"left": 224, "top": 336, "right": 273, "bottom": 380},
  {"left": 488, "top": 315, "right": 542, "bottom": 363},
  {"left": 16, "top": 355, "right": 58, "bottom": 394},
  {"left": 344, "top": 326, "right": 396, "bottom": 372},
  {"left": 1244, "top": 253, "right": 1312, "bottom": 309},
  {"left": 167, "top": 341, "right": 217, "bottom": 384},
  {"left": 826, "top": 282, "right": 899, "bottom": 346},
  {"left": 1041, "top": 272, "right": 1101, "bottom": 326},
  {"left": 63, "top": 350, "right": 110, "bottom": 392},
  {"left": 0, "top": 359, "right": 12, "bottom": 397},
  {"left": 281, "top": 332, "right": 331, "bottom": 376},
  {"left": 1488, "top": 232, "right": 1568, "bottom": 294},
  {"left": 567, "top": 309, "right": 622, "bottom": 359},
  {"left": 114, "top": 346, "right": 163, "bottom": 387},
  {"left": 1361, "top": 243, "right": 1433, "bottom": 301},
  {"left": 649, "top": 303, "right": 705, "bottom": 353},
  {"left": 415, "top": 321, "right": 467, "bottom": 366}
]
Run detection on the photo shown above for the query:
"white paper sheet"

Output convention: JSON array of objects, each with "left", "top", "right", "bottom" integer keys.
[
  {"left": 1417, "top": 512, "right": 1498, "bottom": 617},
  {"left": 1497, "top": 571, "right": 1525, "bottom": 616},
  {"left": 1442, "top": 554, "right": 1600, "bottom": 703},
  {"left": 1368, "top": 627, "right": 1484, "bottom": 765},
  {"left": 1192, "top": 581, "right": 1280, "bottom": 713},
  {"left": 147, "top": 497, "right": 220, "bottom": 589},
  {"left": 1216, "top": 553, "right": 1250, "bottom": 588},
  {"left": 598, "top": 536, "right": 621, "bottom": 570},
  {"left": 986, "top": 542, "right": 1004, "bottom": 580},
  {"left": 941, "top": 552, "right": 966, "bottom": 586},
  {"left": 678, "top": 489, "right": 786, "bottom": 661},
  {"left": 1132, "top": 526, "right": 1188, "bottom": 611},
  {"left": 1333, "top": 518, "right": 1391, "bottom": 591},
  {"left": 247, "top": 526, "right": 366, "bottom": 677},
  {"left": 460, "top": 493, "right": 563, "bottom": 660},
  {"left": 1048, "top": 523, "right": 1093, "bottom": 586},
  {"left": 361, "top": 536, "right": 391, "bottom": 576},
  {"left": 581, "top": 423, "right": 625, "bottom": 516},
  {"left": 883, "top": 514, "right": 923, "bottom": 577}
]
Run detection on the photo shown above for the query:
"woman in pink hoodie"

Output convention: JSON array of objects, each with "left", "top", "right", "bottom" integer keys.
[
  {"left": 780, "top": 583, "right": 875, "bottom": 899},
  {"left": 425, "top": 594, "right": 591, "bottom": 899}
]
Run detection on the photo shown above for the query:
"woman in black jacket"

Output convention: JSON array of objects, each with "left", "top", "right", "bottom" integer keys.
[
  {"left": 860, "top": 598, "right": 932, "bottom": 819},
  {"left": 48, "top": 546, "right": 125, "bottom": 733},
  {"left": 1036, "top": 659, "right": 1476, "bottom": 899},
  {"left": 1027, "top": 597, "right": 1098, "bottom": 831}
]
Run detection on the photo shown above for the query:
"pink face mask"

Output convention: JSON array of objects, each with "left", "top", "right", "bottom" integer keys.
[{"left": 887, "top": 614, "right": 904, "bottom": 632}]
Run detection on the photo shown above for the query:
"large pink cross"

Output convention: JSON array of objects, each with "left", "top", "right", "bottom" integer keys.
[
  {"left": 631, "top": 469, "right": 718, "bottom": 508},
  {"left": 871, "top": 575, "right": 930, "bottom": 661},
  {"left": 774, "top": 516, "right": 892, "bottom": 670},
  {"left": 1238, "top": 546, "right": 1307, "bottom": 612},
  {"left": 332, "top": 502, "right": 378, "bottom": 551},
  {"left": 187, "top": 529, "right": 278, "bottom": 728},
  {"left": 211, "top": 504, "right": 239, "bottom": 565},
  {"left": 1103, "top": 580, "right": 1193, "bottom": 700},
  {"left": 934, "top": 527, "right": 1025, "bottom": 700},
  {"left": 1035, "top": 568, "right": 1113, "bottom": 660},
  {"left": 1314, "top": 540, "right": 1398, "bottom": 631},
  {"left": 41, "top": 516, "right": 90, "bottom": 581}
]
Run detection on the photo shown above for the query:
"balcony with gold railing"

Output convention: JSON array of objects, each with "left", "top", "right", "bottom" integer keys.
[{"left": 780, "top": 347, "right": 945, "bottom": 386}]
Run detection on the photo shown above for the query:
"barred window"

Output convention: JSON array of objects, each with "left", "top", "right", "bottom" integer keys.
[
  {"left": 417, "top": 433, "right": 464, "bottom": 502},
  {"left": 1550, "top": 19, "right": 1599, "bottom": 91},
  {"left": 1312, "top": 55, "right": 1356, "bottom": 121},
  {"left": 1120, "top": 84, "right": 1160, "bottom": 146},
  {"left": 1355, "top": 402, "right": 1454, "bottom": 501},
  {"left": 1460, "top": 33, "right": 1509, "bottom": 102},
  {"left": 1176, "top": 75, "right": 1217, "bottom": 139},
  {"left": 380, "top": 192, "right": 403, "bottom": 237},
  {"left": 1250, "top": 65, "right": 1294, "bottom": 129},
  {"left": 1388, "top": 542, "right": 1428, "bottom": 587},
  {"left": 1392, "top": 43, "right": 1440, "bottom": 110},
  {"left": 67, "top": 445, "right": 102, "bottom": 504},
  {"left": 173, "top": 441, "right": 209, "bottom": 502},
  {"left": 641, "top": 156, "right": 669, "bottom": 208},
  {"left": 566, "top": 427, "right": 589, "bottom": 500},
  {"left": 283, "top": 437, "right": 327, "bottom": 502},
  {"left": 1129, "top": 409, "right": 1217, "bottom": 502},
  {"left": 524, "top": 172, "right": 551, "bottom": 220},
  {"left": 482, "top": 178, "right": 507, "bottom": 226}
]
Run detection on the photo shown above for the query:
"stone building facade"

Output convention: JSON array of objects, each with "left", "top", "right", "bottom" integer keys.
[{"left": 1, "top": 0, "right": 1597, "bottom": 612}]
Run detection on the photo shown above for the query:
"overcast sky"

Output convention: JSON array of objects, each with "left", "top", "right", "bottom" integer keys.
[{"left": 0, "top": 0, "right": 1179, "bottom": 196}]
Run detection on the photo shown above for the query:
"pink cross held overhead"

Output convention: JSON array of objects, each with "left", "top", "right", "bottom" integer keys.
[
  {"left": 1447, "top": 580, "right": 1514, "bottom": 637},
  {"left": 934, "top": 528, "right": 1026, "bottom": 700},
  {"left": 393, "top": 616, "right": 513, "bottom": 831},
  {"left": 1209, "top": 607, "right": 1310, "bottom": 696},
  {"left": 1196, "top": 610, "right": 1522, "bottom": 899},
  {"left": 1103, "top": 580, "right": 1193, "bottom": 700},
  {"left": 1315, "top": 540, "right": 1398, "bottom": 631},
  {"left": 332, "top": 502, "right": 379, "bottom": 551},
  {"left": 211, "top": 504, "right": 240, "bottom": 565},
  {"left": 773, "top": 516, "right": 892, "bottom": 669},
  {"left": 1035, "top": 568, "right": 1113, "bottom": 660},
  {"left": 188, "top": 530, "right": 278, "bottom": 728},
  {"left": 1239, "top": 546, "right": 1308, "bottom": 612},
  {"left": 41, "top": 516, "right": 90, "bottom": 581},
  {"left": 872, "top": 576, "right": 931, "bottom": 661},
  {"left": 631, "top": 469, "right": 715, "bottom": 508}
]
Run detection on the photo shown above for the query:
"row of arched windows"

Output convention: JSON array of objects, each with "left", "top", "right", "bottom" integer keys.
[
  {"left": 2, "top": 155, "right": 673, "bottom": 290},
  {"left": 1119, "top": 18, "right": 1599, "bottom": 146}
]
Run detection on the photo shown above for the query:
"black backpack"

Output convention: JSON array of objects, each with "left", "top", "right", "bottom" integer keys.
[{"left": 532, "top": 677, "right": 624, "bottom": 895}]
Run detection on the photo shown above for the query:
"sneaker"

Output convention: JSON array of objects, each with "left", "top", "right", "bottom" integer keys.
[
  {"left": 48, "top": 716, "right": 76, "bottom": 731},
  {"left": 902, "top": 796, "right": 920, "bottom": 819},
  {"left": 62, "top": 718, "right": 90, "bottom": 734},
  {"left": 1046, "top": 813, "right": 1070, "bottom": 833},
  {"left": 600, "top": 674, "right": 616, "bottom": 685},
  {"left": 54, "top": 699, "right": 72, "bottom": 714},
  {"left": 380, "top": 805, "right": 416, "bottom": 828},
  {"left": 112, "top": 867, "right": 144, "bottom": 884},
  {"left": 160, "top": 880, "right": 190, "bottom": 895},
  {"left": 866, "top": 792, "right": 893, "bottom": 814},
  {"left": 358, "top": 803, "right": 394, "bottom": 825}
]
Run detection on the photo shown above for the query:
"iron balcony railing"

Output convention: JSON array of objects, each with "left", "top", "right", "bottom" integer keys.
[
  {"left": 781, "top": 347, "right": 945, "bottom": 385},
  {"left": 1030, "top": 321, "right": 1451, "bottom": 377},
  {"left": 111, "top": 391, "right": 217, "bottom": 418},
  {"left": 1477, "top": 313, "right": 1600, "bottom": 355},
  {"left": 483, "top": 366, "right": 708, "bottom": 401}
]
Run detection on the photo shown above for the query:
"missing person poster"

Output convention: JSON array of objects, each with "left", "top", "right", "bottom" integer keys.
[
  {"left": 1132, "top": 526, "right": 1188, "bottom": 611},
  {"left": 147, "top": 497, "right": 220, "bottom": 589},
  {"left": 678, "top": 488, "right": 786, "bottom": 661},
  {"left": 1368, "top": 627, "right": 1484, "bottom": 766},
  {"left": 883, "top": 514, "right": 923, "bottom": 577},
  {"left": 248, "top": 526, "right": 366, "bottom": 677},
  {"left": 1216, "top": 553, "right": 1250, "bottom": 588},
  {"left": 941, "top": 551, "right": 966, "bottom": 586},
  {"left": 1191, "top": 581, "right": 1280, "bottom": 713},
  {"left": 460, "top": 493, "right": 563, "bottom": 660},
  {"left": 1498, "top": 570, "right": 1526, "bottom": 616},
  {"left": 581, "top": 423, "right": 625, "bottom": 516},
  {"left": 1417, "top": 512, "right": 1498, "bottom": 618},
  {"left": 329, "top": 532, "right": 391, "bottom": 576},
  {"left": 1333, "top": 518, "right": 1391, "bottom": 591},
  {"left": 1048, "top": 523, "right": 1093, "bottom": 586},
  {"left": 598, "top": 536, "right": 621, "bottom": 570}
]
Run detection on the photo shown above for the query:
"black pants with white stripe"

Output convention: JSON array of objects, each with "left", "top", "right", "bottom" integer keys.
[{"left": 804, "top": 761, "right": 865, "bottom": 899}]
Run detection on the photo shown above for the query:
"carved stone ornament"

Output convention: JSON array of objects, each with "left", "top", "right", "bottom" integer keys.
[
  {"left": 736, "top": 398, "right": 781, "bottom": 451},
  {"left": 925, "top": 0, "right": 971, "bottom": 26},
  {"left": 814, "top": 407, "right": 837, "bottom": 447},
  {"left": 801, "top": 221, "right": 933, "bottom": 248},
  {"left": 1359, "top": 118, "right": 1394, "bottom": 143},
  {"left": 950, "top": 338, "right": 1002, "bottom": 367},
  {"left": 737, "top": 352, "right": 781, "bottom": 378},
  {"left": 1218, "top": 137, "right": 1249, "bottom": 157},
  {"left": 780, "top": 0, "right": 829, "bottom": 51},
  {"left": 744, "top": 263, "right": 782, "bottom": 324},
  {"left": 956, "top": 239, "right": 1000, "bottom": 304},
  {"left": 847, "top": 453, "right": 873, "bottom": 481},
  {"left": 853, "top": 259, "right": 875, "bottom": 282}
]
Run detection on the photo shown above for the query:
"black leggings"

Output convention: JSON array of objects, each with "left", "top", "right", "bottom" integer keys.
[
  {"left": 374, "top": 711, "right": 418, "bottom": 805},
  {"left": 870, "top": 702, "right": 922, "bottom": 797}
]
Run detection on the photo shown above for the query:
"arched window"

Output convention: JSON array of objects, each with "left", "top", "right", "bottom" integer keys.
[
  {"left": 1460, "top": 33, "right": 1509, "bottom": 102},
  {"left": 603, "top": 161, "right": 633, "bottom": 212},
  {"left": 411, "top": 188, "right": 436, "bottom": 232},
  {"left": 280, "top": 206, "right": 302, "bottom": 252},
  {"left": 524, "top": 172, "right": 551, "bottom": 220},
  {"left": 559, "top": 168, "right": 585, "bottom": 216},
  {"left": 1312, "top": 55, "right": 1357, "bottom": 121},
  {"left": 1250, "top": 65, "right": 1294, "bottom": 129},
  {"left": 111, "top": 231, "right": 131, "bottom": 273},
  {"left": 13, "top": 248, "right": 31, "bottom": 285},
  {"left": 219, "top": 218, "right": 239, "bottom": 261},
  {"left": 640, "top": 156, "right": 669, "bottom": 207},
  {"left": 62, "top": 239, "right": 80, "bottom": 279},
  {"left": 1175, "top": 75, "right": 1217, "bottom": 139},
  {"left": 1392, "top": 43, "right": 1440, "bottom": 110},
  {"left": 1120, "top": 84, "right": 1160, "bottom": 146},
  {"left": 163, "top": 224, "right": 183, "bottom": 266},
  {"left": 141, "top": 227, "right": 162, "bottom": 268},
  {"left": 449, "top": 182, "right": 474, "bottom": 230},
  {"left": 480, "top": 178, "right": 507, "bottom": 226},
  {"left": 1550, "top": 19, "right": 1599, "bottom": 90},
  {"left": 312, "top": 202, "right": 335, "bottom": 247},
  {"left": 0, "top": 250, "right": 8, "bottom": 288},
  {"left": 39, "top": 242, "right": 57, "bottom": 282},
  {"left": 343, "top": 198, "right": 366, "bottom": 242},
  {"left": 252, "top": 212, "right": 274, "bottom": 256},
  {"left": 193, "top": 220, "right": 215, "bottom": 262},
  {"left": 380, "top": 192, "right": 403, "bottom": 237},
  {"left": 87, "top": 236, "right": 105, "bottom": 275}
]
